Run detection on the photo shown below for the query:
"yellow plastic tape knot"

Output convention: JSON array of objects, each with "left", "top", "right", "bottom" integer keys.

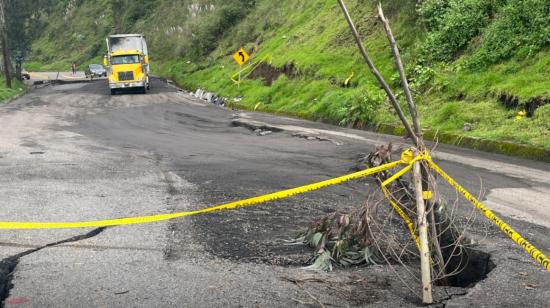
[
  {"left": 421, "top": 150, "right": 432, "bottom": 162},
  {"left": 422, "top": 191, "right": 433, "bottom": 200},
  {"left": 401, "top": 149, "right": 414, "bottom": 164}
]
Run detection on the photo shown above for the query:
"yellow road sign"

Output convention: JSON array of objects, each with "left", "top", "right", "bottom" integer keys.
[{"left": 233, "top": 48, "right": 250, "bottom": 66}]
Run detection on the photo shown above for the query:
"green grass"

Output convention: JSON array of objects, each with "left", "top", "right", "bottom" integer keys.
[
  {"left": 156, "top": 0, "right": 550, "bottom": 150},
  {"left": 439, "top": 51, "right": 550, "bottom": 100},
  {"left": 0, "top": 78, "right": 26, "bottom": 101},
  {"left": 152, "top": 0, "right": 549, "bottom": 149}
]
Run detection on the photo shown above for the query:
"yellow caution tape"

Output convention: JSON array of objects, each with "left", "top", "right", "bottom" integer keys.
[
  {"left": 379, "top": 161, "right": 420, "bottom": 249},
  {"left": 4, "top": 146, "right": 546, "bottom": 273},
  {"left": 0, "top": 160, "right": 402, "bottom": 230},
  {"left": 381, "top": 185, "right": 420, "bottom": 249},
  {"left": 422, "top": 191, "right": 433, "bottom": 200},
  {"left": 381, "top": 164, "right": 412, "bottom": 187},
  {"left": 427, "top": 158, "right": 550, "bottom": 271}
]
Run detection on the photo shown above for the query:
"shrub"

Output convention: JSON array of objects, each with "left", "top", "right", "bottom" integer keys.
[
  {"left": 418, "top": 0, "right": 550, "bottom": 68},
  {"left": 467, "top": 0, "right": 550, "bottom": 68},
  {"left": 419, "top": 0, "right": 496, "bottom": 62},
  {"left": 339, "top": 89, "right": 384, "bottom": 128}
]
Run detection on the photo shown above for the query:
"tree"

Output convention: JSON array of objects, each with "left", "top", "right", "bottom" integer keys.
[
  {"left": 3, "top": 0, "right": 53, "bottom": 80},
  {"left": 0, "top": 0, "right": 11, "bottom": 88}
]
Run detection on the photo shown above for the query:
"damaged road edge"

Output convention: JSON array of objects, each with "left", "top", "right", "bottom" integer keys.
[{"left": 0, "top": 227, "right": 106, "bottom": 307}]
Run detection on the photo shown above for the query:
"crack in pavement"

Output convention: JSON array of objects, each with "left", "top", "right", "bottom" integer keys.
[
  {"left": 0, "top": 242, "right": 160, "bottom": 253},
  {"left": 0, "top": 227, "right": 106, "bottom": 307}
]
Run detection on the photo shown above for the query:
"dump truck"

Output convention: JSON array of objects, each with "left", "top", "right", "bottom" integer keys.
[{"left": 104, "top": 34, "right": 150, "bottom": 94}]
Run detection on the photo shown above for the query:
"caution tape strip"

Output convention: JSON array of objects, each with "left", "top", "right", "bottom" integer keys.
[
  {"left": 2, "top": 147, "right": 548, "bottom": 272},
  {"left": 427, "top": 159, "right": 550, "bottom": 271},
  {"left": 0, "top": 160, "right": 402, "bottom": 230},
  {"left": 381, "top": 185, "right": 419, "bottom": 248},
  {"left": 380, "top": 163, "right": 420, "bottom": 248}
]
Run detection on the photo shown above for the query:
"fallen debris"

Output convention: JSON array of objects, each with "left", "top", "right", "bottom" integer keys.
[
  {"left": 291, "top": 132, "right": 343, "bottom": 146},
  {"left": 192, "top": 88, "right": 227, "bottom": 106}
]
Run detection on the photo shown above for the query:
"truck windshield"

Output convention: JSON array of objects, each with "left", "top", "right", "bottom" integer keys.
[{"left": 111, "top": 55, "right": 140, "bottom": 65}]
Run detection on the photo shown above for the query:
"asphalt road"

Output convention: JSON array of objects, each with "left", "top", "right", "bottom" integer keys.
[{"left": 0, "top": 79, "right": 548, "bottom": 307}]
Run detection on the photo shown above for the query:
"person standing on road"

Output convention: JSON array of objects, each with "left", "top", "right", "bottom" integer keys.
[{"left": 71, "top": 62, "right": 77, "bottom": 75}]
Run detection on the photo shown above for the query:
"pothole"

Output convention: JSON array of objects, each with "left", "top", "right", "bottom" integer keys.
[
  {"left": 230, "top": 119, "right": 283, "bottom": 134},
  {"left": 441, "top": 246, "right": 496, "bottom": 288},
  {"left": 433, "top": 213, "right": 496, "bottom": 290},
  {"left": 291, "top": 132, "right": 343, "bottom": 146}
]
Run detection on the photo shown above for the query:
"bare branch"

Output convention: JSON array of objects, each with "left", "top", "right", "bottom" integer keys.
[
  {"left": 337, "top": 0, "right": 418, "bottom": 146},
  {"left": 377, "top": 3, "right": 422, "bottom": 140}
]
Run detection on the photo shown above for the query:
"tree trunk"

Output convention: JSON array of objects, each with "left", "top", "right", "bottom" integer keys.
[
  {"left": 0, "top": 0, "right": 11, "bottom": 88},
  {"left": 377, "top": 4, "right": 449, "bottom": 279}
]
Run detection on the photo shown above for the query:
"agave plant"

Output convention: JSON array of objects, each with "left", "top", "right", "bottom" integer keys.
[{"left": 288, "top": 207, "right": 383, "bottom": 271}]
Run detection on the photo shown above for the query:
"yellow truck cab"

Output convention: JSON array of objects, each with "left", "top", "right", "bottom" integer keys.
[{"left": 105, "top": 34, "right": 150, "bottom": 95}]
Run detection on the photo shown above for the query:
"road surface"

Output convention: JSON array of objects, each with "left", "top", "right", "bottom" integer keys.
[{"left": 0, "top": 79, "right": 548, "bottom": 307}]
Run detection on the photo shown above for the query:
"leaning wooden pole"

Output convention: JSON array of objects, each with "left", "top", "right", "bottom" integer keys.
[
  {"left": 338, "top": 0, "right": 435, "bottom": 302},
  {"left": 377, "top": 4, "right": 421, "bottom": 140},
  {"left": 336, "top": 0, "right": 418, "bottom": 146},
  {"left": 377, "top": 3, "right": 447, "bottom": 280},
  {"left": 413, "top": 155, "right": 433, "bottom": 304}
]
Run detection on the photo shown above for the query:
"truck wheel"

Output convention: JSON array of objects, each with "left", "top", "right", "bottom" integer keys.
[
  {"left": 141, "top": 87, "right": 147, "bottom": 94},
  {"left": 110, "top": 89, "right": 116, "bottom": 95}
]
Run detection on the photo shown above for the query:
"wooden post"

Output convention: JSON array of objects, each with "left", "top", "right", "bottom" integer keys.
[
  {"left": 413, "top": 156, "right": 433, "bottom": 304},
  {"left": 338, "top": 1, "right": 437, "bottom": 300},
  {"left": 377, "top": 3, "right": 447, "bottom": 279}
]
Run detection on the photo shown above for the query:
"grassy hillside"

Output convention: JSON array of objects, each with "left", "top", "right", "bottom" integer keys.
[{"left": 21, "top": 0, "right": 550, "bottom": 149}]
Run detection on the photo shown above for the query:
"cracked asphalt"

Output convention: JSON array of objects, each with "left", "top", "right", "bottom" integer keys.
[{"left": 0, "top": 79, "right": 549, "bottom": 307}]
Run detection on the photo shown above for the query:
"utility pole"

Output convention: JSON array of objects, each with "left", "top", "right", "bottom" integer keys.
[{"left": 0, "top": 0, "right": 11, "bottom": 88}]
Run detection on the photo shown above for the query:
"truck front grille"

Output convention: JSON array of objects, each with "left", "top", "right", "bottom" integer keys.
[{"left": 118, "top": 71, "right": 134, "bottom": 81}]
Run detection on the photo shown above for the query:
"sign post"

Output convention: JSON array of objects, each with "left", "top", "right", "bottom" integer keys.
[{"left": 233, "top": 48, "right": 250, "bottom": 88}]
